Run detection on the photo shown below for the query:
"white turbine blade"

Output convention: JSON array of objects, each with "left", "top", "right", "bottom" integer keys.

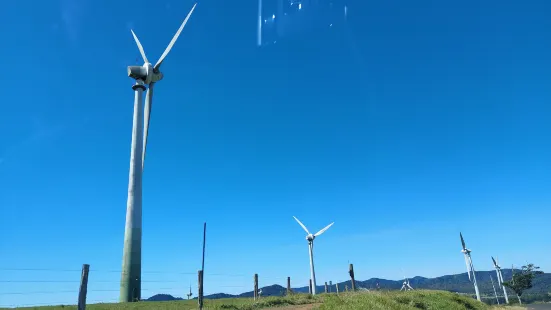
[
  {"left": 293, "top": 216, "right": 310, "bottom": 234},
  {"left": 142, "top": 82, "right": 154, "bottom": 170},
  {"left": 314, "top": 222, "right": 334, "bottom": 237},
  {"left": 154, "top": 3, "right": 197, "bottom": 70},
  {"left": 131, "top": 30, "right": 149, "bottom": 64}
]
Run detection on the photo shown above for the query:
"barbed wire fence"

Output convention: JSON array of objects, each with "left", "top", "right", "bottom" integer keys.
[
  {"left": 0, "top": 263, "right": 502, "bottom": 308},
  {"left": 0, "top": 265, "right": 351, "bottom": 308}
]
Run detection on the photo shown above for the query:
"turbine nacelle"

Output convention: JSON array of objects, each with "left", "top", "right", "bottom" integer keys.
[
  {"left": 127, "top": 63, "right": 163, "bottom": 85},
  {"left": 306, "top": 234, "right": 315, "bottom": 242}
]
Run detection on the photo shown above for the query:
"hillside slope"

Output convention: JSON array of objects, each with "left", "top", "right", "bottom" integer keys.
[{"left": 194, "top": 270, "right": 551, "bottom": 300}]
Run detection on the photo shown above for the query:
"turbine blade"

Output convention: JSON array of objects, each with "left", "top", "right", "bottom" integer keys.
[
  {"left": 314, "top": 222, "right": 334, "bottom": 237},
  {"left": 142, "top": 82, "right": 154, "bottom": 170},
  {"left": 293, "top": 216, "right": 310, "bottom": 234},
  {"left": 154, "top": 3, "right": 197, "bottom": 70},
  {"left": 491, "top": 256, "right": 497, "bottom": 267},
  {"left": 131, "top": 30, "right": 149, "bottom": 64},
  {"left": 460, "top": 232, "right": 466, "bottom": 250}
]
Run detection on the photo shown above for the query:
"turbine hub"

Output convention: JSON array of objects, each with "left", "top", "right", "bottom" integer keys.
[
  {"left": 306, "top": 234, "right": 315, "bottom": 241},
  {"left": 143, "top": 63, "right": 154, "bottom": 84}
]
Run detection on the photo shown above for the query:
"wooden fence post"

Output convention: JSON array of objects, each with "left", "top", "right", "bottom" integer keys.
[
  {"left": 198, "top": 270, "right": 204, "bottom": 310},
  {"left": 78, "top": 264, "right": 90, "bottom": 310},
  {"left": 287, "top": 277, "right": 291, "bottom": 295},
  {"left": 329, "top": 281, "right": 332, "bottom": 293},
  {"left": 324, "top": 282, "right": 328, "bottom": 293},
  {"left": 254, "top": 274, "right": 259, "bottom": 301},
  {"left": 336, "top": 283, "right": 339, "bottom": 294},
  {"left": 309, "top": 279, "right": 312, "bottom": 295},
  {"left": 349, "top": 264, "right": 356, "bottom": 291}
]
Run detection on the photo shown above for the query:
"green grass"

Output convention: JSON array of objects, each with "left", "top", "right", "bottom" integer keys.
[{"left": 1, "top": 290, "right": 524, "bottom": 310}]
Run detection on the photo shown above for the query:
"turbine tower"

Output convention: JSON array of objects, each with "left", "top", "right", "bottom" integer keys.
[
  {"left": 460, "top": 232, "right": 481, "bottom": 301},
  {"left": 293, "top": 216, "right": 334, "bottom": 295},
  {"left": 490, "top": 274, "right": 500, "bottom": 305},
  {"left": 119, "top": 3, "right": 197, "bottom": 302},
  {"left": 492, "top": 256, "right": 509, "bottom": 304}
]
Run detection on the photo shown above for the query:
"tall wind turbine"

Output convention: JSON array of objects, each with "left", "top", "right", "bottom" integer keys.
[
  {"left": 492, "top": 256, "right": 509, "bottom": 304},
  {"left": 120, "top": 3, "right": 197, "bottom": 302},
  {"left": 460, "top": 233, "right": 481, "bottom": 301},
  {"left": 293, "top": 216, "right": 334, "bottom": 295}
]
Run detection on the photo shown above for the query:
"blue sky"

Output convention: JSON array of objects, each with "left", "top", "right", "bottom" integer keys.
[{"left": 1, "top": 0, "right": 551, "bottom": 306}]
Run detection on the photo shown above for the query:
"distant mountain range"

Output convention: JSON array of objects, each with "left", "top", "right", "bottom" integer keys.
[{"left": 146, "top": 269, "right": 551, "bottom": 302}]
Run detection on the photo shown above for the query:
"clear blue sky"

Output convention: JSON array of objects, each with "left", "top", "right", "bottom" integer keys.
[{"left": 1, "top": 0, "right": 550, "bottom": 307}]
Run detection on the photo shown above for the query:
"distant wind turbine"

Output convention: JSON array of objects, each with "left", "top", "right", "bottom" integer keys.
[
  {"left": 293, "top": 216, "right": 334, "bottom": 295},
  {"left": 400, "top": 278, "right": 414, "bottom": 291},
  {"left": 459, "top": 233, "right": 481, "bottom": 301},
  {"left": 492, "top": 256, "right": 509, "bottom": 304},
  {"left": 186, "top": 284, "right": 193, "bottom": 300},
  {"left": 400, "top": 268, "right": 414, "bottom": 291}
]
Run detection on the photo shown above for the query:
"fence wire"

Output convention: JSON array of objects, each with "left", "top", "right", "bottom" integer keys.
[{"left": 0, "top": 267, "right": 323, "bottom": 308}]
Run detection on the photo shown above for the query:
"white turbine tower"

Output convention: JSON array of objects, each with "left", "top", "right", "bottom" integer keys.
[
  {"left": 120, "top": 3, "right": 197, "bottom": 302},
  {"left": 492, "top": 256, "right": 509, "bottom": 304},
  {"left": 490, "top": 274, "right": 500, "bottom": 305},
  {"left": 293, "top": 216, "right": 334, "bottom": 295},
  {"left": 460, "top": 232, "right": 481, "bottom": 301}
]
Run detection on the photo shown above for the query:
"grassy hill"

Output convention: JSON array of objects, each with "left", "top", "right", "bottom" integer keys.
[
  {"left": 189, "top": 270, "right": 550, "bottom": 303},
  {"left": 1, "top": 290, "right": 522, "bottom": 310}
]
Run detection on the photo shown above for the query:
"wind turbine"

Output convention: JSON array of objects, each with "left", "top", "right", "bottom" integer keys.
[
  {"left": 400, "top": 278, "right": 414, "bottom": 291},
  {"left": 460, "top": 233, "right": 481, "bottom": 301},
  {"left": 187, "top": 284, "right": 193, "bottom": 300},
  {"left": 119, "top": 3, "right": 197, "bottom": 302},
  {"left": 293, "top": 216, "right": 334, "bottom": 295},
  {"left": 490, "top": 274, "right": 500, "bottom": 305},
  {"left": 400, "top": 268, "right": 414, "bottom": 291},
  {"left": 492, "top": 256, "right": 509, "bottom": 304}
]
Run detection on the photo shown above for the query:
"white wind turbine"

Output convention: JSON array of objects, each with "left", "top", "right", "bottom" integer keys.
[
  {"left": 400, "top": 278, "right": 414, "bottom": 291},
  {"left": 293, "top": 216, "right": 334, "bottom": 295},
  {"left": 120, "top": 3, "right": 197, "bottom": 302},
  {"left": 460, "top": 232, "right": 481, "bottom": 301},
  {"left": 492, "top": 256, "right": 509, "bottom": 304},
  {"left": 400, "top": 268, "right": 414, "bottom": 291}
]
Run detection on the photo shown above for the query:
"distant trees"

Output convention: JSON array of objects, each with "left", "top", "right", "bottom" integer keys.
[{"left": 503, "top": 263, "right": 544, "bottom": 304}]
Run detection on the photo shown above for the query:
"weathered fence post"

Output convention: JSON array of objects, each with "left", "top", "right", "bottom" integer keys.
[
  {"left": 336, "top": 283, "right": 339, "bottom": 294},
  {"left": 78, "top": 264, "right": 90, "bottom": 310},
  {"left": 329, "top": 281, "right": 332, "bottom": 293},
  {"left": 309, "top": 279, "right": 312, "bottom": 295},
  {"left": 287, "top": 277, "right": 291, "bottom": 295},
  {"left": 198, "top": 270, "right": 204, "bottom": 310},
  {"left": 254, "top": 274, "right": 259, "bottom": 301},
  {"left": 324, "top": 282, "right": 328, "bottom": 293},
  {"left": 349, "top": 264, "right": 356, "bottom": 291}
]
